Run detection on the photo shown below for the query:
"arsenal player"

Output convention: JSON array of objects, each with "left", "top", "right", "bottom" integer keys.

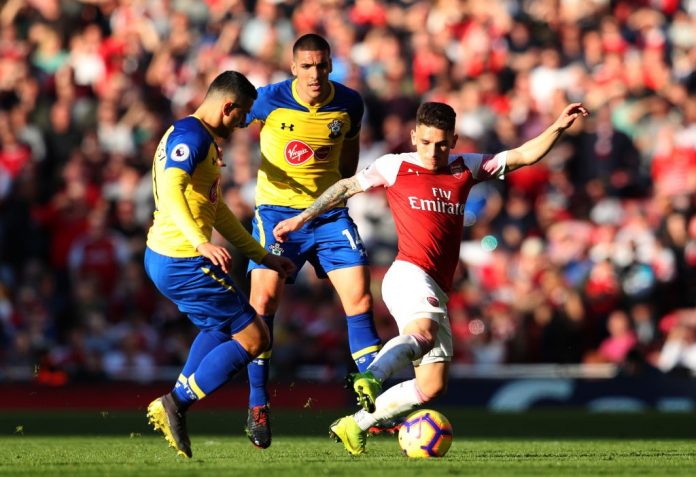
[{"left": 273, "top": 101, "right": 589, "bottom": 455}]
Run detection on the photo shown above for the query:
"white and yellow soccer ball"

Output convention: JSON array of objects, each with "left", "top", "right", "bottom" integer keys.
[{"left": 398, "top": 409, "right": 453, "bottom": 458}]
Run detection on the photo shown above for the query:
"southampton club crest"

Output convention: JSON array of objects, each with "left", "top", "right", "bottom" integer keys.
[
  {"left": 269, "top": 243, "right": 284, "bottom": 256},
  {"left": 327, "top": 119, "right": 343, "bottom": 139}
]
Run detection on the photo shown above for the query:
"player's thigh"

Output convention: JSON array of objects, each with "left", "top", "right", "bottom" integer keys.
[
  {"left": 381, "top": 260, "right": 448, "bottom": 324},
  {"left": 382, "top": 260, "right": 454, "bottom": 363},
  {"left": 246, "top": 205, "right": 310, "bottom": 282},
  {"left": 145, "top": 248, "right": 257, "bottom": 333},
  {"left": 326, "top": 265, "right": 372, "bottom": 314},
  {"left": 414, "top": 361, "right": 450, "bottom": 399},
  {"left": 313, "top": 208, "right": 369, "bottom": 275},
  {"left": 250, "top": 268, "right": 286, "bottom": 314}
]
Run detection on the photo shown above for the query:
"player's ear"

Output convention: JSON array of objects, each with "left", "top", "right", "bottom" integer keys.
[
  {"left": 223, "top": 102, "right": 234, "bottom": 116},
  {"left": 328, "top": 58, "right": 333, "bottom": 73},
  {"left": 291, "top": 61, "right": 297, "bottom": 77},
  {"left": 451, "top": 133, "right": 458, "bottom": 149},
  {"left": 410, "top": 129, "right": 417, "bottom": 146}
]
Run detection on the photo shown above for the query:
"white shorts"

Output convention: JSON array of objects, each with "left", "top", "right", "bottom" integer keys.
[{"left": 381, "top": 260, "right": 453, "bottom": 365}]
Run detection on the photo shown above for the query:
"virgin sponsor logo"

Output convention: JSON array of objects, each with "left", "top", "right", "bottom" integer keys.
[
  {"left": 285, "top": 140, "right": 314, "bottom": 165},
  {"left": 209, "top": 176, "right": 220, "bottom": 203}
]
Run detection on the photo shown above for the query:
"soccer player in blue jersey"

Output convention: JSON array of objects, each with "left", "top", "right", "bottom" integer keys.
[
  {"left": 242, "top": 34, "right": 382, "bottom": 448},
  {"left": 144, "top": 71, "right": 296, "bottom": 458}
]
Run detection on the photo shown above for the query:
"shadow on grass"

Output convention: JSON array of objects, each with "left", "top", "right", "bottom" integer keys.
[{"left": 2, "top": 409, "right": 696, "bottom": 439}]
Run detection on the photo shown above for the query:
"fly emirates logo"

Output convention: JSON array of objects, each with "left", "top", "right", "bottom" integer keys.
[{"left": 408, "top": 187, "right": 465, "bottom": 215}]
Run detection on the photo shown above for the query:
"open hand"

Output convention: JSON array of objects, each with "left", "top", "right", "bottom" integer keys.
[
  {"left": 197, "top": 242, "right": 232, "bottom": 273},
  {"left": 555, "top": 103, "right": 589, "bottom": 130}
]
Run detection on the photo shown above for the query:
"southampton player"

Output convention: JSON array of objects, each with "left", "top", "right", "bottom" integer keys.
[
  {"left": 144, "top": 71, "right": 295, "bottom": 458},
  {"left": 274, "top": 101, "right": 589, "bottom": 455},
  {"left": 242, "top": 33, "right": 381, "bottom": 448}
]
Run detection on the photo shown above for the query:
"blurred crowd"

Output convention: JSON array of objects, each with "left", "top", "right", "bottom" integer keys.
[{"left": 0, "top": 0, "right": 695, "bottom": 385}]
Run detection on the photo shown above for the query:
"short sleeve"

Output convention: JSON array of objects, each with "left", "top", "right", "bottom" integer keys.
[
  {"left": 356, "top": 153, "right": 403, "bottom": 190},
  {"left": 461, "top": 151, "right": 507, "bottom": 181},
  {"left": 164, "top": 127, "right": 211, "bottom": 175}
]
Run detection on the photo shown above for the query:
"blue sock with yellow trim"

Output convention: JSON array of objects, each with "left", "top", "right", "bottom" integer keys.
[
  {"left": 247, "top": 314, "right": 274, "bottom": 407},
  {"left": 181, "top": 330, "right": 229, "bottom": 377},
  {"left": 346, "top": 312, "right": 381, "bottom": 372},
  {"left": 172, "top": 330, "right": 229, "bottom": 409},
  {"left": 173, "top": 339, "right": 252, "bottom": 407}
]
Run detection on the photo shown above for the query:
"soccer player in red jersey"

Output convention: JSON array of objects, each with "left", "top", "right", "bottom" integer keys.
[{"left": 273, "top": 101, "right": 589, "bottom": 455}]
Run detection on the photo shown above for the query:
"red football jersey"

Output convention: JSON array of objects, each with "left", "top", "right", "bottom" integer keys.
[{"left": 357, "top": 152, "right": 506, "bottom": 292}]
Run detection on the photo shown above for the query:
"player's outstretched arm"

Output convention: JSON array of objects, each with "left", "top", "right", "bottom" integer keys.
[
  {"left": 273, "top": 176, "right": 364, "bottom": 242},
  {"left": 506, "top": 103, "right": 589, "bottom": 172}
]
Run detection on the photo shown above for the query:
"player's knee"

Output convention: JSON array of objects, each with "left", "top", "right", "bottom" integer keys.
[
  {"left": 246, "top": 333, "right": 270, "bottom": 357},
  {"left": 346, "top": 292, "right": 372, "bottom": 314},
  {"left": 410, "top": 332, "right": 436, "bottom": 353},
  {"left": 250, "top": 294, "right": 280, "bottom": 315},
  {"left": 417, "top": 380, "right": 447, "bottom": 403}
]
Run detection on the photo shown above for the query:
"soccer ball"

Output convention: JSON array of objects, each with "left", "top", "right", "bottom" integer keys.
[{"left": 398, "top": 409, "right": 453, "bottom": 458}]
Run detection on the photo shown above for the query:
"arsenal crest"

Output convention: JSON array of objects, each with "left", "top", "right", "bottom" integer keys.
[{"left": 450, "top": 160, "right": 463, "bottom": 179}]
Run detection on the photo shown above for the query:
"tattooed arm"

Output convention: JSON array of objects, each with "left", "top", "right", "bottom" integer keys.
[{"left": 273, "top": 176, "right": 364, "bottom": 242}]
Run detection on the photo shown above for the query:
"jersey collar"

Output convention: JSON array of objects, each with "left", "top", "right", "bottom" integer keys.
[
  {"left": 189, "top": 114, "right": 217, "bottom": 139},
  {"left": 291, "top": 79, "right": 335, "bottom": 109}
]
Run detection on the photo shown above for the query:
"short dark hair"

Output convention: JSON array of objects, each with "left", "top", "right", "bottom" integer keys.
[
  {"left": 206, "top": 71, "right": 258, "bottom": 101},
  {"left": 293, "top": 33, "right": 331, "bottom": 56},
  {"left": 416, "top": 102, "right": 456, "bottom": 132}
]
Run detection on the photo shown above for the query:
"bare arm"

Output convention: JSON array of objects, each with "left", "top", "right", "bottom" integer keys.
[
  {"left": 505, "top": 103, "right": 589, "bottom": 172},
  {"left": 273, "top": 176, "right": 364, "bottom": 242},
  {"left": 339, "top": 136, "right": 360, "bottom": 178}
]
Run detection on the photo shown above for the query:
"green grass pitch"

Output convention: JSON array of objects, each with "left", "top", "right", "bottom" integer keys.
[{"left": 1, "top": 409, "right": 695, "bottom": 476}]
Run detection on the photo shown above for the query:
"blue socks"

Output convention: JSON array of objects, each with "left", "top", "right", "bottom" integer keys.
[
  {"left": 346, "top": 312, "right": 381, "bottom": 372},
  {"left": 244, "top": 312, "right": 380, "bottom": 409},
  {"left": 173, "top": 330, "right": 252, "bottom": 408},
  {"left": 247, "top": 314, "right": 274, "bottom": 407},
  {"left": 180, "top": 329, "right": 229, "bottom": 378}
]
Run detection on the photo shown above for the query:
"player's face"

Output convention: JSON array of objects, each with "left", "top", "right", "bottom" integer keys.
[
  {"left": 292, "top": 49, "right": 332, "bottom": 105},
  {"left": 219, "top": 96, "right": 253, "bottom": 138},
  {"left": 411, "top": 124, "right": 457, "bottom": 171}
]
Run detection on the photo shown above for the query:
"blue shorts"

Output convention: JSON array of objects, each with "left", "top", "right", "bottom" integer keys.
[
  {"left": 144, "top": 247, "right": 256, "bottom": 333},
  {"left": 247, "top": 205, "right": 369, "bottom": 283}
]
